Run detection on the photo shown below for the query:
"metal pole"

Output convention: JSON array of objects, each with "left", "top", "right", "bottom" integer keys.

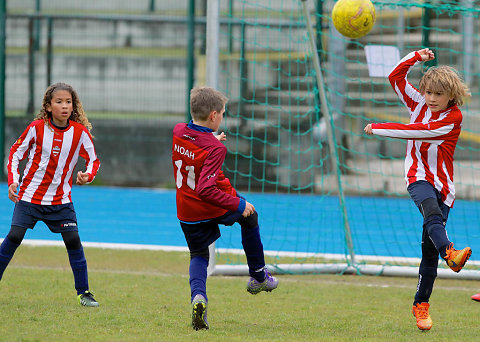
[
  {"left": 205, "top": 0, "right": 220, "bottom": 276},
  {"left": 422, "top": 1, "right": 436, "bottom": 68},
  {"left": 0, "top": 0, "right": 5, "bottom": 180},
  {"left": 228, "top": 0, "right": 233, "bottom": 53},
  {"left": 46, "top": 17, "right": 53, "bottom": 87},
  {"left": 34, "top": 0, "right": 41, "bottom": 51},
  {"left": 27, "top": 18, "right": 35, "bottom": 115},
  {"left": 301, "top": 0, "right": 355, "bottom": 266},
  {"left": 186, "top": 0, "right": 195, "bottom": 122},
  {"left": 315, "top": 0, "right": 323, "bottom": 60},
  {"left": 396, "top": 7, "right": 405, "bottom": 52},
  {"left": 462, "top": 0, "right": 474, "bottom": 85},
  {"left": 200, "top": 0, "right": 207, "bottom": 55},
  {"left": 238, "top": 23, "right": 246, "bottom": 116},
  {"left": 148, "top": 0, "right": 155, "bottom": 12},
  {"left": 205, "top": 0, "right": 220, "bottom": 89}
]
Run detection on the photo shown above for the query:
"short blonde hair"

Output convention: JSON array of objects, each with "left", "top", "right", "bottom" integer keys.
[
  {"left": 190, "top": 86, "right": 228, "bottom": 121},
  {"left": 419, "top": 66, "right": 471, "bottom": 107}
]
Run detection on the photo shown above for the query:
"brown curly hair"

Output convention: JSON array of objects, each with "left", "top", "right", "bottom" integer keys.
[{"left": 35, "top": 82, "right": 93, "bottom": 133}]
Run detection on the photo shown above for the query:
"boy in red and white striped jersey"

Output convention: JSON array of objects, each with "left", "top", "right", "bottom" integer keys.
[
  {"left": 1, "top": 83, "right": 100, "bottom": 307},
  {"left": 365, "top": 48, "right": 471, "bottom": 331}
]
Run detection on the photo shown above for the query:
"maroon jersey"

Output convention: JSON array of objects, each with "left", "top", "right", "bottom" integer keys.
[{"left": 172, "top": 121, "right": 243, "bottom": 222}]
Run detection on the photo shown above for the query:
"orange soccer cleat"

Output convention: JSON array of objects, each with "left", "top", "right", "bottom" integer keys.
[
  {"left": 472, "top": 293, "right": 480, "bottom": 302},
  {"left": 444, "top": 243, "right": 472, "bottom": 273},
  {"left": 412, "top": 302, "right": 433, "bottom": 331}
]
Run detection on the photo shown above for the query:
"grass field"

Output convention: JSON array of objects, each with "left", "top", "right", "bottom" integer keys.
[{"left": 1, "top": 245, "right": 480, "bottom": 341}]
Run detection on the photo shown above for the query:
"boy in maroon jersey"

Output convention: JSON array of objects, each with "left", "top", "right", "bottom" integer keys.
[
  {"left": 1, "top": 83, "right": 100, "bottom": 307},
  {"left": 172, "top": 86, "right": 278, "bottom": 330},
  {"left": 364, "top": 48, "right": 471, "bottom": 331}
]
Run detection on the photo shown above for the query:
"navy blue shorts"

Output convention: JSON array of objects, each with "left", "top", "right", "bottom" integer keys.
[
  {"left": 180, "top": 210, "right": 244, "bottom": 253},
  {"left": 11, "top": 200, "right": 78, "bottom": 233},
  {"left": 407, "top": 180, "right": 450, "bottom": 221}
]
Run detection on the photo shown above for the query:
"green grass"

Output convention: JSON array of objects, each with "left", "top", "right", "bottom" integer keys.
[{"left": 2, "top": 245, "right": 480, "bottom": 341}]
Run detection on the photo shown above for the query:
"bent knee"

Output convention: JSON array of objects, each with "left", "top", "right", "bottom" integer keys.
[
  {"left": 190, "top": 248, "right": 210, "bottom": 262},
  {"left": 239, "top": 211, "right": 258, "bottom": 228},
  {"left": 420, "top": 198, "right": 442, "bottom": 219}
]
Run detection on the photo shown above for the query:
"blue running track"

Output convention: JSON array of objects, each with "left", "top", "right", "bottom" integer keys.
[{"left": 0, "top": 184, "right": 478, "bottom": 260}]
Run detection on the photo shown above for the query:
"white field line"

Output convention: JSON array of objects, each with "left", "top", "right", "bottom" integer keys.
[
  {"left": 9, "top": 239, "right": 480, "bottom": 266},
  {"left": 7, "top": 264, "right": 478, "bottom": 293}
]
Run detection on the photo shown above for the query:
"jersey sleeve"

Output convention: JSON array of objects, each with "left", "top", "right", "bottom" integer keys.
[
  {"left": 7, "top": 123, "right": 36, "bottom": 186},
  {"left": 79, "top": 130, "right": 100, "bottom": 183},
  {"left": 196, "top": 145, "right": 241, "bottom": 212},
  {"left": 388, "top": 51, "right": 424, "bottom": 115},
  {"left": 371, "top": 110, "right": 461, "bottom": 140}
]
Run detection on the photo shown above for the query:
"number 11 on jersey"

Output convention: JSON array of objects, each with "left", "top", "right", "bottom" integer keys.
[{"left": 174, "top": 159, "right": 196, "bottom": 190}]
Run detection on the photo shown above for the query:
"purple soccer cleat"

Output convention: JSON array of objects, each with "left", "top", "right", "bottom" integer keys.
[
  {"left": 246, "top": 268, "right": 278, "bottom": 295},
  {"left": 191, "top": 294, "right": 209, "bottom": 330}
]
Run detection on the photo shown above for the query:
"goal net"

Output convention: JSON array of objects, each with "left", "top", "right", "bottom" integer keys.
[{"left": 208, "top": 0, "right": 480, "bottom": 278}]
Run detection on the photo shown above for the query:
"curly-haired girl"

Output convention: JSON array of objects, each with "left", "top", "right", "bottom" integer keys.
[{"left": 2, "top": 82, "right": 101, "bottom": 307}]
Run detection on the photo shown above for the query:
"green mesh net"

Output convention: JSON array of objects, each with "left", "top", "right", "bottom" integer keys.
[{"left": 212, "top": 0, "right": 480, "bottom": 276}]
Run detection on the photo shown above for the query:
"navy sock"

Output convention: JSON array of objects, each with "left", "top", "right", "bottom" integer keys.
[
  {"left": 190, "top": 256, "right": 208, "bottom": 302},
  {"left": 414, "top": 261, "right": 438, "bottom": 304},
  {"left": 67, "top": 247, "right": 89, "bottom": 295},
  {"left": 241, "top": 225, "right": 266, "bottom": 282},
  {"left": 424, "top": 215, "right": 450, "bottom": 258},
  {"left": 0, "top": 237, "right": 20, "bottom": 280}
]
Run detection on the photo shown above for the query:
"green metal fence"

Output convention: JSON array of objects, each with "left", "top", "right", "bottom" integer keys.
[{"left": 1, "top": 2, "right": 301, "bottom": 186}]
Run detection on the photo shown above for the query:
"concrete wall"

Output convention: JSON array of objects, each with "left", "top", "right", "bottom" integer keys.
[
  {"left": 6, "top": 54, "right": 188, "bottom": 114},
  {"left": 9, "top": 0, "right": 301, "bottom": 13}
]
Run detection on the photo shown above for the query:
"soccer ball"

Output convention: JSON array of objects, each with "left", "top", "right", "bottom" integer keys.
[{"left": 332, "top": 0, "right": 376, "bottom": 39}]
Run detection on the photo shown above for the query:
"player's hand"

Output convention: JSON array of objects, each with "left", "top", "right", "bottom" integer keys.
[
  {"left": 215, "top": 132, "right": 226, "bottom": 141},
  {"left": 364, "top": 124, "right": 373, "bottom": 135},
  {"left": 417, "top": 48, "right": 435, "bottom": 62},
  {"left": 8, "top": 182, "right": 19, "bottom": 203},
  {"left": 242, "top": 201, "right": 255, "bottom": 217},
  {"left": 76, "top": 171, "right": 90, "bottom": 185}
]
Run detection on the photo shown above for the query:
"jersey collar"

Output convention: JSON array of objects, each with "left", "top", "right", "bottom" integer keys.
[
  {"left": 49, "top": 118, "right": 70, "bottom": 131},
  {"left": 187, "top": 120, "right": 213, "bottom": 133}
]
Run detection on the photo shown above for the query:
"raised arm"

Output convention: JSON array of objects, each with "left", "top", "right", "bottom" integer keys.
[{"left": 388, "top": 49, "right": 435, "bottom": 114}]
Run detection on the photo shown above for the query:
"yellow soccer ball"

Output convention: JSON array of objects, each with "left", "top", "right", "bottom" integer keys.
[{"left": 332, "top": 0, "right": 376, "bottom": 39}]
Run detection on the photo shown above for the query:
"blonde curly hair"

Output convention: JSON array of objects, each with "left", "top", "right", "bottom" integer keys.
[
  {"left": 419, "top": 65, "right": 471, "bottom": 107},
  {"left": 36, "top": 82, "right": 93, "bottom": 133}
]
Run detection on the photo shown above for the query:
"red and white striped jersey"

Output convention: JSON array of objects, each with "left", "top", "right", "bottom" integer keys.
[
  {"left": 371, "top": 51, "right": 462, "bottom": 207},
  {"left": 7, "top": 119, "right": 100, "bottom": 205}
]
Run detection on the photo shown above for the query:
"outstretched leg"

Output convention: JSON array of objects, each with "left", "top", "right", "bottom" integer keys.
[
  {"left": 414, "top": 227, "right": 438, "bottom": 305},
  {"left": 62, "top": 231, "right": 98, "bottom": 307},
  {"left": 412, "top": 226, "right": 438, "bottom": 331},
  {"left": 239, "top": 212, "right": 278, "bottom": 294},
  {"left": 419, "top": 198, "right": 450, "bottom": 257},
  {"left": 239, "top": 212, "right": 266, "bottom": 281},
  {"left": 189, "top": 248, "right": 209, "bottom": 330},
  {"left": 419, "top": 197, "right": 471, "bottom": 272},
  {"left": 0, "top": 226, "right": 27, "bottom": 280},
  {"left": 189, "top": 248, "right": 209, "bottom": 303}
]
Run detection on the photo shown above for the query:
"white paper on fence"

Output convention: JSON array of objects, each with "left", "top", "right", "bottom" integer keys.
[{"left": 364, "top": 45, "right": 400, "bottom": 78}]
